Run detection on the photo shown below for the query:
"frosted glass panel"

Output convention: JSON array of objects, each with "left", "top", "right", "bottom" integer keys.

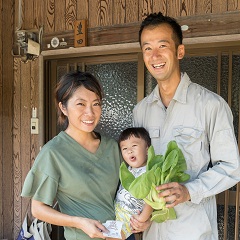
[
  {"left": 86, "top": 62, "right": 137, "bottom": 140},
  {"left": 232, "top": 54, "right": 240, "bottom": 138},
  {"left": 220, "top": 55, "right": 229, "bottom": 102},
  {"left": 180, "top": 56, "right": 218, "bottom": 93}
]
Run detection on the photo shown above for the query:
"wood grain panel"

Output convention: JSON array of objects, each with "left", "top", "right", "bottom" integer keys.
[
  {"left": 45, "top": 0, "right": 55, "bottom": 33},
  {"left": 196, "top": 0, "right": 212, "bottom": 14},
  {"left": 211, "top": 0, "right": 227, "bottom": 13},
  {"left": 23, "top": 0, "right": 34, "bottom": 29},
  {"left": 0, "top": 0, "right": 3, "bottom": 237},
  {"left": 77, "top": 0, "right": 88, "bottom": 20},
  {"left": 66, "top": 0, "right": 77, "bottom": 30},
  {"left": 100, "top": 0, "right": 113, "bottom": 26},
  {"left": 88, "top": 0, "right": 100, "bottom": 27},
  {"left": 13, "top": 58, "right": 22, "bottom": 240},
  {"left": 180, "top": 0, "right": 196, "bottom": 16},
  {"left": 30, "top": 59, "right": 40, "bottom": 166},
  {"left": 167, "top": 0, "right": 182, "bottom": 17},
  {"left": 14, "top": 0, "right": 22, "bottom": 30},
  {"left": 54, "top": 0, "right": 65, "bottom": 31},
  {"left": 139, "top": 0, "right": 153, "bottom": 20},
  {"left": 126, "top": 0, "right": 139, "bottom": 23},
  {"left": 34, "top": 0, "right": 44, "bottom": 29},
  {"left": 228, "top": 0, "right": 240, "bottom": 10},
  {"left": 88, "top": 0, "right": 113, "bottom": 27},
  {"left": 113, "top": 0, "right": 126, "bottom": 24},
  {"left": 42, "top": 11, "right": 240, "bottom": 49},
  {"left": 20, "top": 61, "right": 32, "bottom": 229},
  {"left": 2, "top": 0, "right": 14, "bottom": 238},
  {"left": 153, "top": 0, "right": 167, "bottom": 15}
]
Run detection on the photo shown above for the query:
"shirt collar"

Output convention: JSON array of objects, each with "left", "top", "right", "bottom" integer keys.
[
  {"left": 173, "top": 72, "right": 191, "bottom": 104},
  {"left": 146, "top": 72, "right": 191, "bottom": 104}
]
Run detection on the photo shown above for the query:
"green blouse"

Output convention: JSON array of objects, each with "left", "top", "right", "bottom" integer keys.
[{"left": 21, "top": 131, "right": 122, "bottom": 240}]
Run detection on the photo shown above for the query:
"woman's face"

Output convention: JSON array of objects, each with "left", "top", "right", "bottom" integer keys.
[{"left": 60, "top": 86, "right": 102, "bottom": 134}]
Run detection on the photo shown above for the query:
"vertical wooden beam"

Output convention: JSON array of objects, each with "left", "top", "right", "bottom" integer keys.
[
  {"left": 228, "top": 51, "right": 233, "bottom": 108},
  {"left": 223, "top": 189, "right": 229, "bottom": 240},
  {"left": 2, "top": 0, "right": 14, "bottom": 238},
  {"left": 30, "top": 59, "right": 41, "bottom": 165},
  {"left": 13, "top": 58, "right": 22, "bottom": 240},
  {"left": 217, "top": 51, "right": 221, "bottom": 95},
  {"left": 234, "top": 182, "right": 240, "bottom": 240},
  {"left": 223, "top": 50, "right": 233, "bottom": 240},
  {"left": 137, "top": 52, "right": 144, "bottom": 102},
  {"left": 0, "top": 0, "right": 3, "bottom": 237},
  {"left": 20, "top": 61, "right": 32, "bottom": 227}
]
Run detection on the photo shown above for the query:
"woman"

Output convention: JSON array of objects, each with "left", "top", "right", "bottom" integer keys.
[{"left": 21, "top": 71, "right": 122, "bottom": 240}]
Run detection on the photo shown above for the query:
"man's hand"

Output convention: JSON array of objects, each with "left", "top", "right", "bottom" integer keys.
[{"left": 156, "top": 182, "right": 190, "bottom": 208}]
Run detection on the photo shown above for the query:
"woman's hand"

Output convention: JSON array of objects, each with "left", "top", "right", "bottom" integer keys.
[
  {"left": 74, "top": 217, "right": 108, "bottom": 239},
  {"left": 31, "top": 199, "right": 108, "bottom": 239}
]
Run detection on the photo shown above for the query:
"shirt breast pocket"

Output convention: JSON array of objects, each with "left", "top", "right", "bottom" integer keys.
[
  {"left": 173, "top": 126, "right": 203, "bottom": 155},
  {"left": 148, "top": 128, "right": 160, "bottom": 138}
]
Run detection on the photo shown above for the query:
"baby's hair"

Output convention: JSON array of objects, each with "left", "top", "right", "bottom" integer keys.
[{"left": 119, "top": 127, "right": 151, "bottom": 147}]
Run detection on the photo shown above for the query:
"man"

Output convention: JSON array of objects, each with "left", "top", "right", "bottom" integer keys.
[{"left": 133, "top": 12, "right": 240, "bottom": 240}]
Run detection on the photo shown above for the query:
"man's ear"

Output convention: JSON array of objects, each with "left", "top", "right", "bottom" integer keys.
[{"left": 177, "top": 44, "right": 185, "bottom": 59}]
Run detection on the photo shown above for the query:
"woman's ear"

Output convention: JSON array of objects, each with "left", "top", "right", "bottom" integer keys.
[
  {"left": 177, "top": 44, "right": 185, "bottom": 59},
  {"left": 59, "top": 102, "right": 67, "bottom": 116}
]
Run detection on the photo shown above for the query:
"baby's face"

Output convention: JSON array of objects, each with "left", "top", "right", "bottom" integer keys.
[{"left": 120, "top": 135, "right": 148, "bottom": 168}]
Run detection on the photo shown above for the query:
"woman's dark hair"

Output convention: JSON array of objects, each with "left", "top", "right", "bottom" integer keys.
[
  {"left": 139, "top": 12, "right": 183, "bottom": 48},
  {"left": 119, "top": 127, "right": 151, "bottom": 147},
  {"left": 55, "top": 70, "right": 103, "bottom": 130}
]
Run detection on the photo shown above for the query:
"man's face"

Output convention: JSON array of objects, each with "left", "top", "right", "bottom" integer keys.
[{"left": 141, "top": 24, "right": 184, "bottom": 83}]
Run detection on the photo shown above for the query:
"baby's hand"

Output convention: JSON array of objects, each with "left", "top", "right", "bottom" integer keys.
[{"left": 132, "top": 214, "right": 145, "bottom": 223}]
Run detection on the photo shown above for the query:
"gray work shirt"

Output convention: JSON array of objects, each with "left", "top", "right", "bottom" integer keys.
[{"left": 133, "top": 72, "right": 240, "bottom": 240}]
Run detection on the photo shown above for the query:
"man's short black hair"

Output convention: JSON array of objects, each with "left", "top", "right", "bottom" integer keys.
[{"left": 139, "top": 12, "right": 183, "bottom": 48}]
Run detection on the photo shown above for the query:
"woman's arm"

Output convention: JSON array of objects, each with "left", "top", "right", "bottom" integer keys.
[{"left": 32, "top": 199, "right": 107, "bottom": 239}]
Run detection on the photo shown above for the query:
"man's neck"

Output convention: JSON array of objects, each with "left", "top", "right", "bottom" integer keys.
[{"left": 157, "top": 75, "right": 181, "bottom": 107}]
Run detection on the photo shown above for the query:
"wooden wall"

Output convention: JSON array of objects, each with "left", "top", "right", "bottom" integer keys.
[{"left": 0, "top": 0, "right": 240, "bottom": 239}]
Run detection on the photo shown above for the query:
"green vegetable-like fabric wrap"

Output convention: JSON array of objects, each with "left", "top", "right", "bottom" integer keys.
[{"left": 119, "top": 140, "right": 190, "bottom": 223}]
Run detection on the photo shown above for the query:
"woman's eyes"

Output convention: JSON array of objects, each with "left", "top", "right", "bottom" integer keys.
[
  {"left": 77, "top": 102, "right": 84, "bottom": 106},
  {"left": 93, "top": 102, "right": 101, "bottom": 106},
  {"left": 76, "top": 102, "right": 101, "bottom": 106}
]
